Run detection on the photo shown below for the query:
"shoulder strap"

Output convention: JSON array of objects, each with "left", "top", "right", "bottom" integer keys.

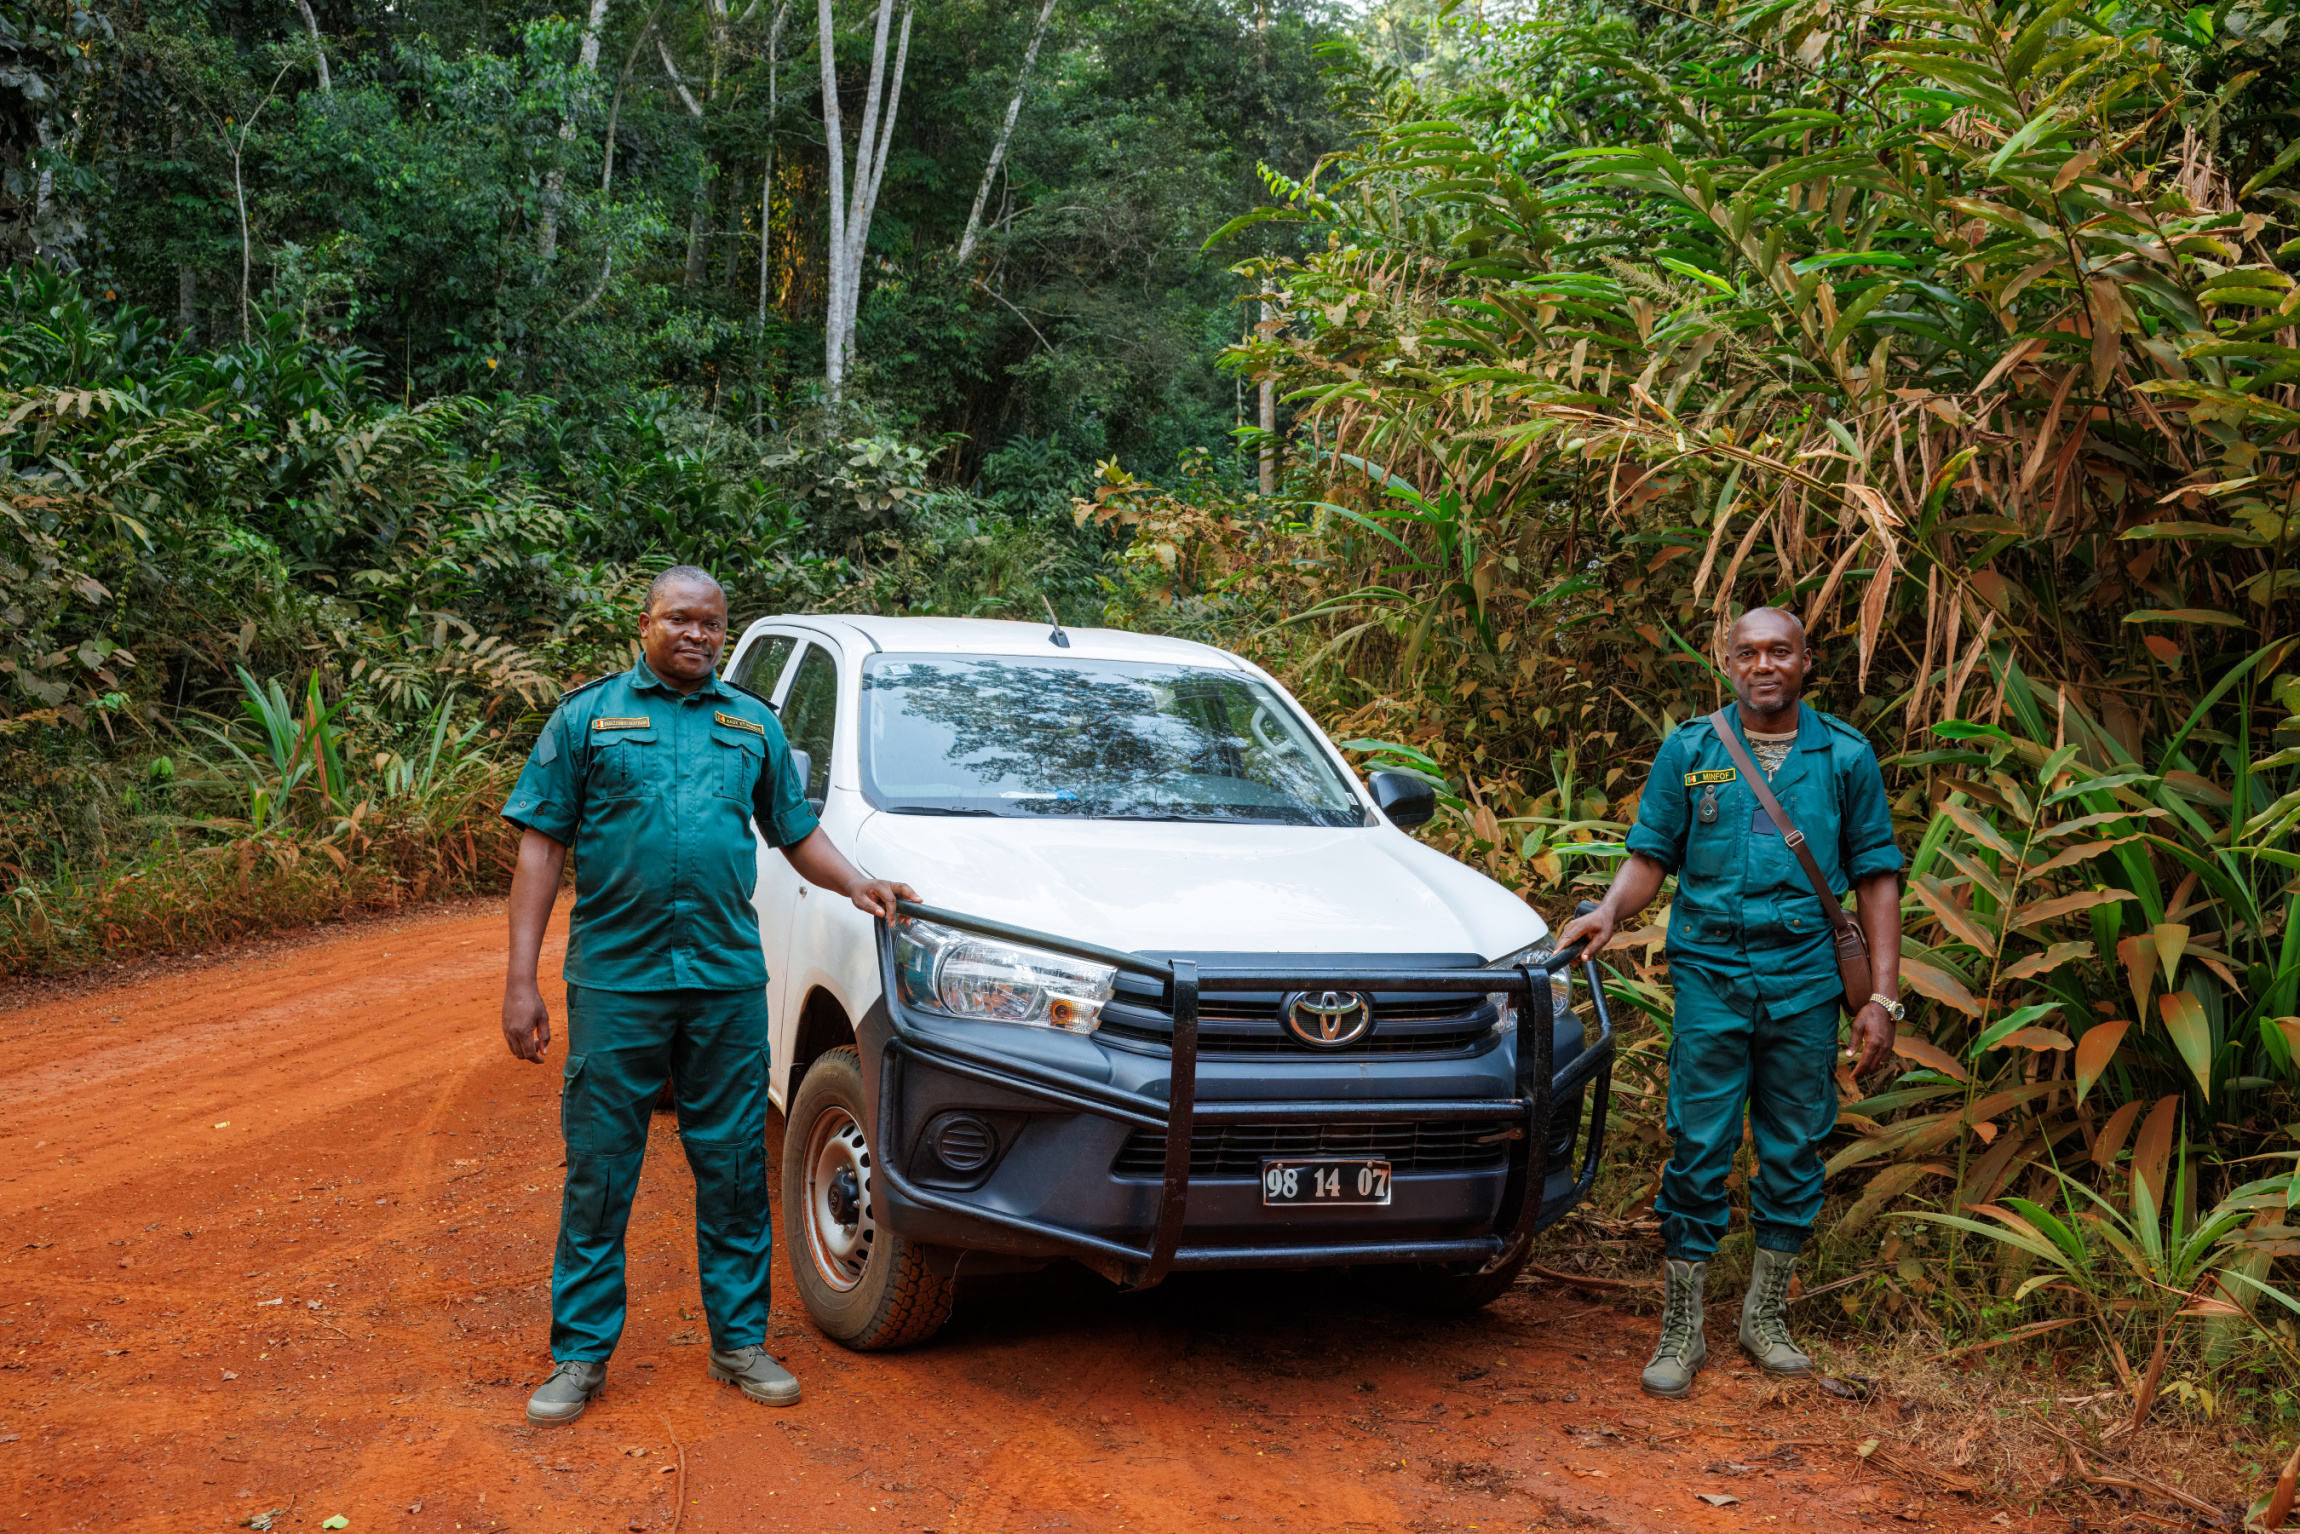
[
  {"left": 556, "top": 672, "right": 616, "bottom": 705},
  {"left": 1707, "top": 709, "right": 1855, "bottom": 937}
]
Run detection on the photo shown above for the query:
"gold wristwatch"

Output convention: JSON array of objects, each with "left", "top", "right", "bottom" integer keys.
[{"left": 1869, "top": 992, "right": 1906, "bottom": 1024}]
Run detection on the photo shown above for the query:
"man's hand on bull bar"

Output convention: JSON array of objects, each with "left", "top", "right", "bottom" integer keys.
[
  {"left": 1554, "top": 902, "right": 1616, "bottom": 964},
  {"left": 849, "top": 878, "right": 920, "bottom": 921}
]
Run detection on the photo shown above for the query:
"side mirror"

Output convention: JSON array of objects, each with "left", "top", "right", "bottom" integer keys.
[
  {"left": 788, "top": 748, "right": 818, "bottom": 811},
  {"left": 1368, "top": 769, "right": 1437, "bottom": 830}
]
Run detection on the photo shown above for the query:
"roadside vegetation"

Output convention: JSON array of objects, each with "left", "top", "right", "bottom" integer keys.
[
  {"left": 7, "top": 0, "right": 2300, "bottom": 1517},
  {"left": 1093, "top": 0, "right": 2300, "bottom": 1513}
]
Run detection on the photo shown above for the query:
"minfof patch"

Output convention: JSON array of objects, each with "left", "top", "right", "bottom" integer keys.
[
  {"left": 713, "top": 711, "right": 765, "bottom": 735},
  {"left": 592, "top": 716, "right": 653, "bottom": 731},
  {"left": 1684, "top": 768, "right": 1738, "bottom": 786}
]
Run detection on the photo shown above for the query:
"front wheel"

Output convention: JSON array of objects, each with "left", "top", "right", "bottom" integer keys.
[{"left": 781, "top": 1046, "right": 954, "bottom": 1350}]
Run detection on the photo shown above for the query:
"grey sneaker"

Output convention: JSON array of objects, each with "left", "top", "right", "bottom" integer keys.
[
  {"left": 1640, "top": 1258, "right": 1708, "bottom": 1399},
  {"left": 1739, "top": 1246, "right": 1813, "bottom": 1375},
  {"left": 707, "top": 1344, "right": 802, "bottom": 1406},
  {"left": 525, "top": 1359, "right": 606, "bottom": 1425}
]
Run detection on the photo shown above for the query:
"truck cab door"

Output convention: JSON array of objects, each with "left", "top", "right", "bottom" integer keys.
[
  {"left": 755, "top": 638, "right": 843, "bottom": 1106},
  {"left": 726, "top": 628, "right": 803, "bottom": 1104}
]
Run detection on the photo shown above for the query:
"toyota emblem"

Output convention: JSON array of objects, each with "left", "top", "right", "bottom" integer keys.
[{"left": 1281, "top": 989, "right": 1375, "bottom": 1049}]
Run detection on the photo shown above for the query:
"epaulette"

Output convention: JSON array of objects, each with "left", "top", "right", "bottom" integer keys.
[
  {"left": 721, "top": 677, "right": 777, "bottom": 711},
  {"left": 1818, "top": 711, "right": 1874, "bottom": 746},
  {"left": 555, "top": 673, "right": 618, "bottom": 706}
]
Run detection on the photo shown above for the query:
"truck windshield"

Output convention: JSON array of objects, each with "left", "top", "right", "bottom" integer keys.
[{"left": 859, "top": 654, "right": 1368, "bottom": 827}]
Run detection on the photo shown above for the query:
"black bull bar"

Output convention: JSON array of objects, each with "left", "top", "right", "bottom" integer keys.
[{"left": 871, "top": 899, "right": 1616, "bottom": 1291}]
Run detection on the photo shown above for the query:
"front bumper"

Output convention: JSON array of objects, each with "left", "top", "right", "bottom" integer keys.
[{"left": 859, "top": 903, "right": 1616, "bottom": 1289}]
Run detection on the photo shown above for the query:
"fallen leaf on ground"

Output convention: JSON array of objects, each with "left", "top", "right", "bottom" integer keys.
[
  {"left": 1697, "top": 1493, "right": 1741, "bottom": 1507},
  {"left": 322, "top": 1519, "right": 349, "bottom": 1530}
]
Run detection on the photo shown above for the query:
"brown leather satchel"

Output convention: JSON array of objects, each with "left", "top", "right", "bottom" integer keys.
[{"left": 1707, "top": 710, "right": 1873, "bottom": 1014}]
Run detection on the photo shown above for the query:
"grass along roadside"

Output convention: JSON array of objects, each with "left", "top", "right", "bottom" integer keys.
[{"left": 2, "top": 671, "right": 524, "bottom": 978}]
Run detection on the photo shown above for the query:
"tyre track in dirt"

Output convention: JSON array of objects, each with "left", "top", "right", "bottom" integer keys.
[{"left": 0, "top": 899, "right": 2030, "bottom": 1532}]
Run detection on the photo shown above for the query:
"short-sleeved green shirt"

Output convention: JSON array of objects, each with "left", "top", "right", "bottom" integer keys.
[
  {"left": 501, "top": 656, "right": 820, "bottom": 993},
  {"left": 1624, "top": 702, "right": 1903, "bottom": 1015}
]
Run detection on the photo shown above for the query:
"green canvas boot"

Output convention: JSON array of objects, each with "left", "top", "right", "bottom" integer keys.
[
  {"left": 1639, "top": 1258, "right": 1708, "bottom": 1399},
  {"left": 1739, "top": 1245, "right": 1813, "bottom": 1376},
  {"left": 525, "top": 1359, "right": 606, "bottom": 1425},
  {"left": 707, "top": 1344, "right": 802, "bottom": 1406}
]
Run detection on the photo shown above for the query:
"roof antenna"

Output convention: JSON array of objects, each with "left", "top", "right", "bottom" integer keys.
[{"left": 1041, "top": 595, "right": 1071, "bottom": 649}]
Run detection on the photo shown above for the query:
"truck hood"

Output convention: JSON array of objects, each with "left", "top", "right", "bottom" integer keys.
[{"left": 852, "top": 812, "right": 1549, "bottom": 961}]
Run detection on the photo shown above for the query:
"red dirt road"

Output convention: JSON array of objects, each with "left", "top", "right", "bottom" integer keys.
[{"left": 0, "top": 899, "right": 2018, "bottom": 1533}]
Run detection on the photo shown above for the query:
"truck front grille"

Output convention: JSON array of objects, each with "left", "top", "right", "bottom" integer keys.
[{"left": 1112, "top": 1118, "right": 1515, "bottom": 1177}]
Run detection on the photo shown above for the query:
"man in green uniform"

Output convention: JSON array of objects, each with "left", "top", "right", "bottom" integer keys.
[
  {"left": 1557, "top": 607, "right": 1904, "bottom": 1399},
  {"left": 499, "top": 566, "right": 914, "bottom": 1426}
]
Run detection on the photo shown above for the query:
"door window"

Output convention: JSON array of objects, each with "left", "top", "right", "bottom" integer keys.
[
  {"left": 779, "top": 643, "right": 839, "bottom": 805},
  {"left": 733, "top": 632, "right": 797, "bottom": 696}
]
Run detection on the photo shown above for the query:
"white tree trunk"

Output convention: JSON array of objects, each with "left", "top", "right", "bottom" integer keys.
[
  {"left": 817, "top": 0, "right": 850, "bottom": 401},
  {"left": 539, "top": 0, "right": 613, "bottom": 261},
  {"left": 758, "top": 0, "right": 791, "bottom": 330},
  {"left": 293, "top": 0, "right": 332, "bottom": 94},
  {"left": 956, "top": 0, "right": 1055, "bottom": 266},
  {"left": 818, "top": 0, "right": 912, "bottom": 406}
]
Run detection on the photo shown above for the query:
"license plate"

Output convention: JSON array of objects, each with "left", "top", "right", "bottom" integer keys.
[{"left": 1261, "top": 1158, "right": 1392, "bottom": 1207}]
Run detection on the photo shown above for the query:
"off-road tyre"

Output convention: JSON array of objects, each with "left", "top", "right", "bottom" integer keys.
[
  {"left": 1385, "top": 1246, "right": 1532, "bottom": 1314},
  {"left": 781, "top": 1046, "right": 954, "bottom": 1350}
]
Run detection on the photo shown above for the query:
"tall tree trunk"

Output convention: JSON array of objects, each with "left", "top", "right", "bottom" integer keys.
[
  {"left": 818, "top": 0, "right": 913, "bottom": 407},
  {"left": 539, "top": 0, "right": 613, "bottom": 261},
  {"left": 292, "top": 0, "right": 332, "bottom": 94},
  {"left": 1258, "top": 298, "right": 1276, "bottom": 494},
  {"left": 721, "top": 162, "right": 745, "bottom": 290},
  {"left": 655, "top": 37, "right": 712, "bottom": 288},
  {"left": 685, "top": 166, "right": 716, "bottom": 287},
  {"left": 955, "top": 0, "right": 1056, "bottom": 266},
  {"left": 178, "top": 265, "right": 197, "bottom": 341},
  {"left": 757, "top": 0, "right": 790, "bottom": 330}
]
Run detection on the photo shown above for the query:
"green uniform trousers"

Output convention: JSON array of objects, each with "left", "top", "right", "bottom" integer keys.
[
  {"left": 1654, "top": 963, "right": 1841, "bottom": 1263},
  {"left": 554, "top": 986, "right": 772, "bottom": 1362}
]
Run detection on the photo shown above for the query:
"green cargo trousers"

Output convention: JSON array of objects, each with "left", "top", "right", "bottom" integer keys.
[
  {"left": 1653, "top": 963, "right": 1841, "bottom": 1263},
  {"left": 554, "top": 986, "right": 772, "bottom": 1362}
]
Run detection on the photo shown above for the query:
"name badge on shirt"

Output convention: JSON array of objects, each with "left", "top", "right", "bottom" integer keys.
[
  {"left": 592, "top": 716, "right": 653, "bottom": 732},
  {"left": 1684, "top": 768, "right": 1737, "bottom": 786},
  {"left": 713, "top": 711, "right": 765, "bottom": 735}
]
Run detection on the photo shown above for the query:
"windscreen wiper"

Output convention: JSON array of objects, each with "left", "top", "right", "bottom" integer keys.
[{"left": 888, "top": 805, "right": 1000, "bottom": 816}]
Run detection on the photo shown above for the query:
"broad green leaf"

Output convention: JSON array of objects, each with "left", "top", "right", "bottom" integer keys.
[
  {"left": 2158, "top": 991, "right": 2215, "bottom": 1100},
  {"left": 1971, "top": 1001, "right": 2063, "bottom": 1058}
]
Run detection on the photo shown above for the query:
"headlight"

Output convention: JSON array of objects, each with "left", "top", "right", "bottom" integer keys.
[
  {"left": 1486, "top": 942, "right": 1574, "bottom": 1035},
  {"left": 893, "top": 918, "right": 1116, "bottom": 1034}
]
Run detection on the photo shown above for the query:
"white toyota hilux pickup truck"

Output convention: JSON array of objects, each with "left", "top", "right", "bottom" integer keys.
[{"left": 726, "top": 613, "right": 1614, "bottom": 1349}]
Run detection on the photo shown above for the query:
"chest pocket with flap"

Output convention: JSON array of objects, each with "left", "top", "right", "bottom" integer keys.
[
  {"left": 710, "top": 715, "right": 766, "bottom": 803},
  {"left": 587, "top": 720, "right": 659, "bottom": 800}
]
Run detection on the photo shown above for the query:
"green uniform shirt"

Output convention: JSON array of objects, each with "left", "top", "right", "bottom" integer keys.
[
  {"left": 1624, "top": 702, "right": 1902, "bottom": 1015},
  {"left": 500, "top": 657, "right": 820, "bottom": 993}
]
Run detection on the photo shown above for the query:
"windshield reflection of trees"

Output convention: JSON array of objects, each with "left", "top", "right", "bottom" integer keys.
[{"left": 865, "top": 659, "right": 1353, "bottom": 826}]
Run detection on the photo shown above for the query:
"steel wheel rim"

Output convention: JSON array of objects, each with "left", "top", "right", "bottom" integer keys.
[{"left": 802, "top": 1104, "right": 874, "bottom": 1293}]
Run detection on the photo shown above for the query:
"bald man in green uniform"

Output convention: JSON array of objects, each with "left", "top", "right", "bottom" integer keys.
[
  {"left": 499, "top": 566, "right": 916, "bottom": 1426},
  {"left": 1558, "top": 608, "right": 1904, "bottom": 1399}
]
